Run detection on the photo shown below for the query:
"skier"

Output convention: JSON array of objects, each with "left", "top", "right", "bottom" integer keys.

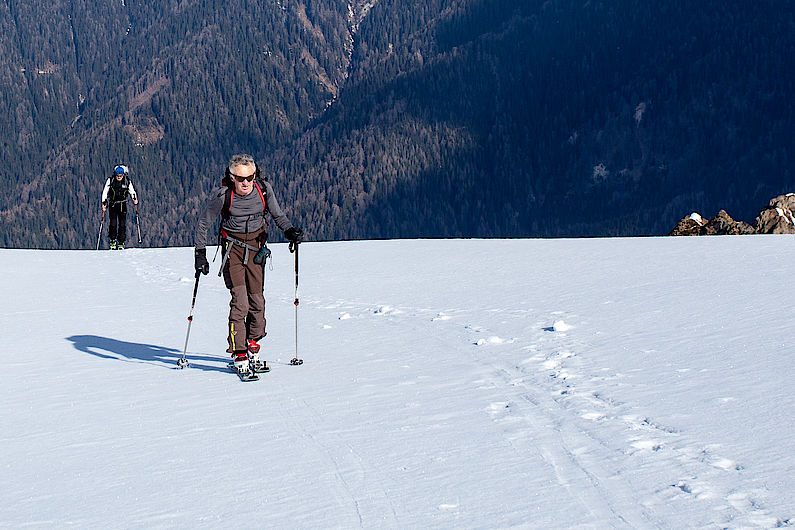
[
  {"left": 101, "top": 164, "right": 139, "bottom": 250},
  {"left": 194, "top": 154, "right": 304, "bottom": 379}
]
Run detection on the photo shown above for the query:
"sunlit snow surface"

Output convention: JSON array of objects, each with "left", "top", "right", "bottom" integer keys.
[{"left": 1, "top": 237, "right": 793, "bottom": 527}]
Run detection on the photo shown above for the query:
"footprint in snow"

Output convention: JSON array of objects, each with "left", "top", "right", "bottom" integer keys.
[
  {"left": 543, "top": 320, "right": 573, "bottom": 332},
  {"left": 713, "top": 458, "right": 742, "bottom": 471},
  {"left": 581, "top": 412, "right": 605, "bottom": 421},
  {"left": 542, "top": 359, "right": 561, "bottom": 370},
  {"left": 671, "top": 480, "right": 711, "bottom": 499},
  {"left": 474, "top": 336, "right": 515, "bottom": 346},
  {"left": 726, "top": 492, "right": 757, "bottom": 510},
  {"left": 631, "top": 439, "right": 663, "bottom": 452},
  {"left": 540, "top": 350, "right": 575, "bottom": 370},
  {"left": 486, "top": 402, "right": 511, "bottom": 416}
]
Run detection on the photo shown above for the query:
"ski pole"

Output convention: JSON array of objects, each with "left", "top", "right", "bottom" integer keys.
[
  {"left": 95, "top": 210, "right": 106, "bottom": 250},
  {"left": 289, "top": 240, "right": 303, "bottom": 365},
  {"left": 178, "top": 271, "right": 201, "bottom": 369},
  {"left": 134, "top": 203, "right": 142, "bottom": 245}
]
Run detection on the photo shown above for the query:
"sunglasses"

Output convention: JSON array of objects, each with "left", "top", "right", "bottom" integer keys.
[{"left": 232, "top": 173, "right": 256, "bottom": 182}]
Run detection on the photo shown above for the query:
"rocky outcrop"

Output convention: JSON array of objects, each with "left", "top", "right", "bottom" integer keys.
[
  {"left": 669, "top": 213, "right": 706, "bottom": 236},
  {"left": 755, "top": 194, "right": 795, "bottom": 234},
  {"left": 702, "top": 210, "right": 755, "bottom": 235},
  {"left": 670, "top": 195, "right": 793, "bottom": 236}
]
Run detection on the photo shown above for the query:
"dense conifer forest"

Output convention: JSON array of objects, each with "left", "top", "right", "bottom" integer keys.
[{"left": 0, "top": 0, "right": 791, "bottom": 247}]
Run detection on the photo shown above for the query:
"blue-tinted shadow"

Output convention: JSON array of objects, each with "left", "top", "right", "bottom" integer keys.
[{"left": 66, "top": 334, "right": 228, "bottom": 373}]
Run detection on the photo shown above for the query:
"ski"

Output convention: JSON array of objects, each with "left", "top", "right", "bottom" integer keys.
[
  {"left": 227, "top": 361, "right": 266, "bottom": 380},
  {"left": 253, "top": 362, "right": 271, "bottom": 373},
  {"left": 238, "top": 371, "right": 259, "bottom": 382},
  {"left": 230, "top": 360, "right": 270, "bottom": 373},
  {"left": 237, "top": 373, "right": 259, "bottom": 383},
  {"left": 227, "top": 362, "right": 260, "bottom": 382}
]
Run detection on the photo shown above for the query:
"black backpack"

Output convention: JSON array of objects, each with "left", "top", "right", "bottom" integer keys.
[{"left": 107, "top": 175, "right": 131, "bottom": 204}]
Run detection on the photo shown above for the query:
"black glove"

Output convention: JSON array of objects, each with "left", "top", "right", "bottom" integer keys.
[
  {"left": 285, "top": 226, "right": 304, "bottom": 242},
  {"left": 194, "top": 248, "right": 209, "bottom": 275}
]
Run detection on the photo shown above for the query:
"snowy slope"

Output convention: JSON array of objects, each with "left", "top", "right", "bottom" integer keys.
[{"left": 1, "top": 237, "right": 794, "bottom": 528}]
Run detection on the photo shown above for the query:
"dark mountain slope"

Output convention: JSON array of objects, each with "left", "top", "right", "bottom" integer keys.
[
  {"left": 0, "top": 0, "right": 791, "bottom": 247},
  {"left": 0, "top": 0, "right": 351, "bottom": 247},
  {"left": 268, "top": 0, "right": 793, "bottom": 239}
]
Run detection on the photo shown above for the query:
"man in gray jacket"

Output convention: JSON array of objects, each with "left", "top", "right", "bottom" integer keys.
[{"left": 194, "top": 154, "right": 303, "bottom": 377}]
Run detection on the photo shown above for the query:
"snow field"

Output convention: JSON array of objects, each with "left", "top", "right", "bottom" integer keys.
[{"left": 1, "top": 237, "right": 794, "bottom": 528}]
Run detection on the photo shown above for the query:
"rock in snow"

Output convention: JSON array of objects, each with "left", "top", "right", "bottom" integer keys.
[{"left": 670, "top": 194, "right": 795, "bottom": 236}]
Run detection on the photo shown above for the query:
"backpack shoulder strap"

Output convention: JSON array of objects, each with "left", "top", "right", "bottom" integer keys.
[
  {"left": 220, "top": 182, "right": 267, "bottom": 221},
  {"left": 254, "top": 181, "right": 267, "bottom": 210},
  {"left": 254, "top": 181, "right": 270, "bottom": 226},
  {"left": 221, "top": 186, "right": 234, "bottom": 218}
]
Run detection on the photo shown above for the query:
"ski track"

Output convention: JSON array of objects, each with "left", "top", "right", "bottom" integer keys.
[
  {"left": 274, "top": 399, "right": 365, "bottom": 526},
  {"left": 10, "top": 244, "right": 791, "bottom": 527},
  {"left": 272, "top": 387, "right": 400, "bottom": 528},
  {"left": 316, "top": 296, "right": 790, "bottom": 528}
]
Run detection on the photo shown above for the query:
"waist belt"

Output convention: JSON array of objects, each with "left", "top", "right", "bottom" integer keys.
[{"left": 218, "top": 233, "right": 260, "bottom": 276}]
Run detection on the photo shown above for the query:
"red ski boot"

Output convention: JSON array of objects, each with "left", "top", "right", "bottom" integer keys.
[
  {"left": 230, "top": 351, "right": 258, "bottom": 381},
  {"left": 247, "top": 339, "right": 269, "bottom": 373}
]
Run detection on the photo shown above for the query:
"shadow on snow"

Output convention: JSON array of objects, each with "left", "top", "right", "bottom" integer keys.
[{"left": 66, "top": 334, "right": 229, "bottom": 373}]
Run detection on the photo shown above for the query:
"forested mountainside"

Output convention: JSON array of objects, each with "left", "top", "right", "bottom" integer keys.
[
  {"left": 0, "top": 0, "right": 351, "bottom": 247},
  {"left": 267, "top": 0, "right": 793, "bottom": 239},
  {"left": 0, "top": 0, "right": 792, "bottom": 247}
]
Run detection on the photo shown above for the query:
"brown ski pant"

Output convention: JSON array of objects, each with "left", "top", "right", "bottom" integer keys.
[{"left": 222, "top": 228, "right": 267, "bottom": 354}]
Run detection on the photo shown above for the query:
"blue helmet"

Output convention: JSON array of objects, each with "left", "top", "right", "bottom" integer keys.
[{"left": 113, "top": 165, "right": 128, "bottom": 176}]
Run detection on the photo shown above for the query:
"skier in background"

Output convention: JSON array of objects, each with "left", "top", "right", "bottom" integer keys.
[
  {"left": 194, "top": 154, "right": 304, "bottom": 378},
  {"left": 101, "top": 164, "right": 139, "bottom": 250}
]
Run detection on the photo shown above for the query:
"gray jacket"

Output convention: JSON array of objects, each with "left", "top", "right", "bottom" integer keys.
[{"left": 194, "top": 180, "right": 291, "bottom": 250}]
